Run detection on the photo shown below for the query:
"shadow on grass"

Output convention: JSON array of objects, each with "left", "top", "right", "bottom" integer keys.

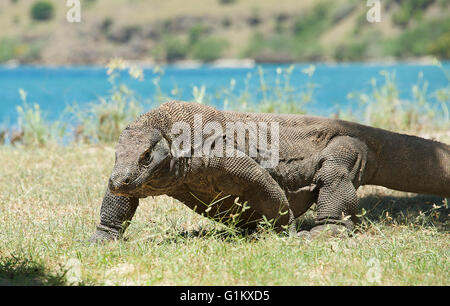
[
  {"left": 0, "top": 256, "right": 66, "bottom": 286},
  {"left": 157, "top": 227, "right": 259, "bottom": 244},
  {"left": 142, "top": 194, "right": 448, "bottom": 244},
  {"left": 280, "top": 194, "right": 448, "bottom": 233},
  {"left": 359, "top": 194, "right": 449, "bottom": 230}
]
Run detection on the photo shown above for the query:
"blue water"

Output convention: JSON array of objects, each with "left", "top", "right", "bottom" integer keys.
[{"left": 0, "top": 62, "right": 449, "bottom": 126}]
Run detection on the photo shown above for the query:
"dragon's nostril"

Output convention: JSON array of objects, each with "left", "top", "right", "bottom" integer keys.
[
  {"left": 108, "top": 178, "right": 117, "bottom": 190},
  {"left": 123, "top": 178, "right": 131, "bottom": 185}
]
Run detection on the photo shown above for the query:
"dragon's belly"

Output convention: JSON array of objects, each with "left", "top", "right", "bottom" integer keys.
[
  {"left": 183, "top": 169, "right": 317, "bottom": 228},
  {"left": 181, "top": 175, "right": 266, "bottom": 229}
]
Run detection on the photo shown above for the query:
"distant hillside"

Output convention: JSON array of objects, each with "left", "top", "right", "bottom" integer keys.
[{"left": 0, "top": 0, "right": 449, "bottom": 65}]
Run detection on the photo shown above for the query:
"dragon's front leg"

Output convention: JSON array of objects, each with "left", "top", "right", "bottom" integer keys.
[{"left": 89, "top": 187, "right": 139, "bottom": 242}]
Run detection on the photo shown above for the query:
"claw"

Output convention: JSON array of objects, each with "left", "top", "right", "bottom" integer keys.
[
  {"left": 88, "top": 227, "right": 119, "bottom": 243},
  {"left": 296, "top": 224, "right": 349, "bottom": 240},
  {"left": 296, "top": 230, "right": 312, "bottom": 240}
]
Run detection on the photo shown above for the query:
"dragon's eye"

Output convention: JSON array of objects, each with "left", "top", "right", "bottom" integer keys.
[{"left": 142, "top": 151, "right": 152, "bottom": 166}]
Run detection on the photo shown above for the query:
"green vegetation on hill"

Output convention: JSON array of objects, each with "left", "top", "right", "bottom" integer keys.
[
  {"left": 244, "top": 0, "right": 450, "bottom": 62},
  {"left": 155, "top": 25, "right": 229, "bottom": 62},
  {"left": 0, "top": 0, "right": 449, "bottom": 64},
  {"left": 386, "top": 18, "right": 450, "bottom": 58},
  {"left": 0, "top": 38, "right": 42, "bottom": 63},
  {"left": 392, "top": 0, "right": 435, "bottom": 27},
  {"left": 244, "top": 1, "right": 345, "bottom": 61}
]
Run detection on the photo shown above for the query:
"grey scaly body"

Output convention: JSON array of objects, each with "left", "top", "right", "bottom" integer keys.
[{"left": 90, "top": 101, "right": 450, "bottom": 241}]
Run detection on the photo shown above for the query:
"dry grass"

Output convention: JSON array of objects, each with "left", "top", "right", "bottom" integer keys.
[{"left": 0, "top": 143, "right": 448, "bottom": 285}]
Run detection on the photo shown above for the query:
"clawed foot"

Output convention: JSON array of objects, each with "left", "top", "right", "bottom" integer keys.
[
  {"left": 88, "top": 227, "right": 120, "bottom": 243},
  {"left": 296, "top": 224, "right": 349, "bottom": 240}
]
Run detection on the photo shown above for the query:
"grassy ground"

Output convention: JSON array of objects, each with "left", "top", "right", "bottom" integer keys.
[{"left": 0, "top": 142, "right": 448, "bottom": 286}]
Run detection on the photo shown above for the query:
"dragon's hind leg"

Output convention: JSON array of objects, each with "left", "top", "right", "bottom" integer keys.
[{"left": 299, "top": 136, "right": 368, "bottom": 239}]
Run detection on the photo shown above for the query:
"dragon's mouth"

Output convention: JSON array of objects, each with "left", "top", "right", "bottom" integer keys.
[
  {"left": 109, "top": 171, "right": 146, "bottom": 195},
  {"left": 110, "top": 157, "right": 173, "bottom": 197},
  {"left": 145, "top": 180, "right": 173, "bottom": 190},
  {"left": 110, "top": 172, "right": 174, "bottom": 197}
]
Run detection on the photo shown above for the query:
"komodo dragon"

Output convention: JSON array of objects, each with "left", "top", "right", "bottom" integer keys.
[{"left": 89, "top": 101, "right": 450, "bottom": 241}]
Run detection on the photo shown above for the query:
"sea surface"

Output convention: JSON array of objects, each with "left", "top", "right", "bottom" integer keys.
[{"left": 0, "top": 62, "right": 449, "bottom": 126}]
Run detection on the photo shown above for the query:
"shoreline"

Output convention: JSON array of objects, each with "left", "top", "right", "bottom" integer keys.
[{"left": 1, "top": 58, "right": 448, "bottom": 70}]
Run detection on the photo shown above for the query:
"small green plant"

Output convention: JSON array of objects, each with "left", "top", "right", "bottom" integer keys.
[
  {"left": 193, "top": 195, "right": 251, "bottom": 239},
  {"left": 30, "top": 1, "right": 54, "bottom": 21},
  {"left": 190, "top": 194, "right": 290, "bottom": 240},
  {"left": 414, "top": 201, "right": 447, "bottom": 228},
  {"left": 16, "top": 89, "right": 65, "bottom": 146}
]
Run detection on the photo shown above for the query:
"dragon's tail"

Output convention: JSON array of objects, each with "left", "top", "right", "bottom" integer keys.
[{"left": 368, "top": 132, "right": 450, "bottom": 197}]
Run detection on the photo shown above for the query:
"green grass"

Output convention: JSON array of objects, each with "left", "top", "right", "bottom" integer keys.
[{"left": 0, "top": 145, "right": 448, "bottom": 285}]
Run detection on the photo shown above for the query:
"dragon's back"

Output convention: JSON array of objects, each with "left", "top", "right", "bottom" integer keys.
[{"left": 221, "top": 109, "right": 384, "bottom": 160}]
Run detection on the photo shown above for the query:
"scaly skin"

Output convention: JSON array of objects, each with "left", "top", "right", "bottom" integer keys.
[{"left": 89, "top": 101, "right": 450, "bottom": 242}]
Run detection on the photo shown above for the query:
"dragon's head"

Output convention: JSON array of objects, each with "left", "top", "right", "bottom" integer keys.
[{"left": 108, "top": 125, "right": 175, "bottom": 198}]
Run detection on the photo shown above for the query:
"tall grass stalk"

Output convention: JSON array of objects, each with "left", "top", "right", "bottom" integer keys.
[
  {"left": 347, "top": 70, "right": 449, "bottom": 132},
  {"left": 68, "top": 59, "right": 143, "bottom": 143},
  {"left": 15, "top": 89, "right": 66, "bottom": 146},
  {"left": 217, "top": 64, "right": 316, "bottom": 114}
]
